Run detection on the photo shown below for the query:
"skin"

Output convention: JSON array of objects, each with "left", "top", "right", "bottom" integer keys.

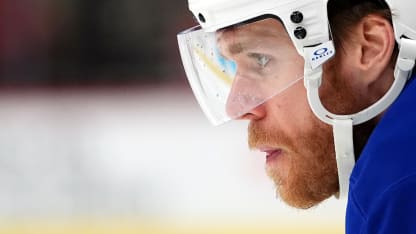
[{"left": 216, "top": 15, "right": 395, "bottom": 208}]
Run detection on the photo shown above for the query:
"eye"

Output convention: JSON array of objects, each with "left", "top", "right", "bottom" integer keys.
[
  {"left": 249, "top": 53, "right": 271, "bottom": 68},
  {"left": 257, "top": 55, "right": 271, "bottom": 67}
]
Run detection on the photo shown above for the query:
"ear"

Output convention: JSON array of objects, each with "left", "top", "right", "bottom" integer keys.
[{"left": 356, "top": 14, "right": 395, "bottom": 84}]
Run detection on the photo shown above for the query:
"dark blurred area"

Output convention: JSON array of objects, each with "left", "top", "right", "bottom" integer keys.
[{"left": 0, "top": 0, "right": 194, "bottom": 88}]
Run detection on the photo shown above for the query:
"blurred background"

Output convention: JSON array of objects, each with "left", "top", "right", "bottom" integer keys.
[{"left": 0, "top": 0, "right": 345, "bottom": 233}]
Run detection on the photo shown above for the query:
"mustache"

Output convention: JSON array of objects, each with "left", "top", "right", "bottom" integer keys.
[{"left": 248, "top": 121, "right": 294, "bottom": 151}]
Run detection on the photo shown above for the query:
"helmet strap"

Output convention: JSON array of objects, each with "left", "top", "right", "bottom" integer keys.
[{"left": 303, "top": 38, "right": 416, "bottom": 198}]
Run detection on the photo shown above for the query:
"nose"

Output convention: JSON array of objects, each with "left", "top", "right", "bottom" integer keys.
[
  {"left": 236, "top": 104, "right": 266, "bottom": 121},
  {"left": 225, "top": 74, "right": 266, "bottom": 121}
]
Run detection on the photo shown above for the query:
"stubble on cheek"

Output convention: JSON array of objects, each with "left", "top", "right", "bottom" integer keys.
[{"left": 248, "top": 120, "right": 339, "bottom": 209}]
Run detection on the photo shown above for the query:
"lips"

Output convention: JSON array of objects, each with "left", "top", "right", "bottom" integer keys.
[{"left": 258, "top": 147, "right": 283, "bottom": 163}]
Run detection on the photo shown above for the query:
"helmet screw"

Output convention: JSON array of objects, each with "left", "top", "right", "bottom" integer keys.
[
  {"left": 294, "top": 27, "right": 307, "bottom": 39},
  {"left": 198, "top": 13, "right": 206, "bottom": 23},
  {"left": 290, "top": 11, "right": 303, "bottom": 24}
]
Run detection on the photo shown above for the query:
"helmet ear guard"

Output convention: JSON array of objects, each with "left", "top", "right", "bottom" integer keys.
[
  {"left": 303, "top": 0, "right": 416, "bottom": 197},
  {"left": 303, "top": 37, "right": 416, "bottom": 197}
]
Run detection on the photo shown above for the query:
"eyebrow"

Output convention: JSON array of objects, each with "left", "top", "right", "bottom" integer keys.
[
  {"left": 217, "top": 25, "right": 283, "bottom": 58},
  {"left": 228, "top": 42, "right": 244, "bottom": 55}
]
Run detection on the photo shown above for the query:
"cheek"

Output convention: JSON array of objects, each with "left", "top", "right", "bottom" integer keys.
[
  {"left": 321, "top": 53, "right": 366, "bottom": 114},
  {"left": 266, "top": 82, "right": 316, "bottom": 132}
]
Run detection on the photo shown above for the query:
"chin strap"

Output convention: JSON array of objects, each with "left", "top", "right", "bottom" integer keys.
[
  {"left": 303, "top": 38, "right": 416, "bottom": 198},
  {"left": 332, "top": 119, "right": 354, "bottom": 197}
]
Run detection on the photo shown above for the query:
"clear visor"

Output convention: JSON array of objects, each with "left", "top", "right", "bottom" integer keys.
[{"left": 177, "top": 18, "right": 304, "bottom": 125}]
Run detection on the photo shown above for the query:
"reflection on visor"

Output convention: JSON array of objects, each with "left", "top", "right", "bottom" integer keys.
[
  {"left": 178, "top": 19, "right": 305, "bottom": 125},
  {"left": 215, "top": 48, "right": 237, "bottom": 79},
  {"left": 193, "top": 46, "right": 234, "bottom": 86}
]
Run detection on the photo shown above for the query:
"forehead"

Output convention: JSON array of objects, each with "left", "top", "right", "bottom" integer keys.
[{"left": 216, "top": 18, "right": 293, "bottom": 54}]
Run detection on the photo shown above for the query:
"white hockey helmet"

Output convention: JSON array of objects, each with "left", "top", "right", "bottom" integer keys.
[
  {"left": 177, "top": 0, "right": 416, "bottom": 196},
  {"left": 178, "top": 0, "right": 332, "bottom": 125}
]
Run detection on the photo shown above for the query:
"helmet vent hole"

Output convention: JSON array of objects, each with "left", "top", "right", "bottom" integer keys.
[
  {"left": 294, "top": 27, "right": 307, "bottom": 39},
  {"left": 198, "top": 13, "right": 206, "bottom": 23},
  {"left": 290, "top": 11, "right": 304, "bottom": 24}
]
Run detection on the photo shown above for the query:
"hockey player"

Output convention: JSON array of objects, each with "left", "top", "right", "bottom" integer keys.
[{"left": 177, "top": 0, "right": 416, "bottom": 232}]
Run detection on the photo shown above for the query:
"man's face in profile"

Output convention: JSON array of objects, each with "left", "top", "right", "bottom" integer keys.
[{"left": 217, "top": 19, "right": 341, "bottom": 208}]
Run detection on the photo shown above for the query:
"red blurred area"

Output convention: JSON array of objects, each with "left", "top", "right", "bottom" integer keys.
[{"left": 0, "top": 0, "right": 194, "bottom": 88}]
